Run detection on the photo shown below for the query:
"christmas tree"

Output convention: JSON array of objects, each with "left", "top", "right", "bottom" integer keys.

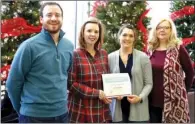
[
  {"left": 95, "top": 1, "right": 150, "bottom": 53},
  {"left": 1, "top": 1, "right": 41, "bottom": 122},
  {"left": 170, "top": 1, "right": 195, "bottom": 88},
  {"left": 1, "top": 1, "right": 41, "bottom": 67},
  {"left": 170, "top": 1, "right": 195, "bottom": 68}
]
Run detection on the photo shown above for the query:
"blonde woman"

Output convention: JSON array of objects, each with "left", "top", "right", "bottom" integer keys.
[{"left": 148, "top": 18, "right": 194, "bottom": 123}]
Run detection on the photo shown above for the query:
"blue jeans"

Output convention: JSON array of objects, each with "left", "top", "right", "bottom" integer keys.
[{"left": 19, "top": 112, "right": 69, "bottom": 123}]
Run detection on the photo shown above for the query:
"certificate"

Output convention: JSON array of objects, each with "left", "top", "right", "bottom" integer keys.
[{"left": 102, "top": 73, "right": 131, "bottom": 98}]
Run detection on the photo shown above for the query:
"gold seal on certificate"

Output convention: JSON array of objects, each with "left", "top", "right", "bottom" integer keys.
[{"left": 102, "top": 73, "right": 132, "bottom": 97}]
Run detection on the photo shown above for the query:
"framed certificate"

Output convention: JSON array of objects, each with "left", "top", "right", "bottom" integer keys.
[{"left": 102, "top": 73, "right": 131, "bottom": 98}]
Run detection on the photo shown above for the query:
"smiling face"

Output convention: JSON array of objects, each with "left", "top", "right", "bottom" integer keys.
[
  {"left": 40, "top": 5, "right": 63, "bottom": 34},
  {"left": 156, "top": 20, "right": 171, "bottom": 43},
  {"left": 84, "top": 23, "right": 99, "bottom": 47},
  {"left": 119, "top": 28, "right": 135, "bottom": 48}
]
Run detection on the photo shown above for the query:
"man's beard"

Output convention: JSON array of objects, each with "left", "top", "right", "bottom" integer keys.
[
  {"left": 46, "top": 27, "right": 61, "bottom": 34},
  {"left": 47, "top": 29, "right": 60, "bottom": 34},
  {"left": 45, "top": 24, "right": 62, "bottom": 34}
]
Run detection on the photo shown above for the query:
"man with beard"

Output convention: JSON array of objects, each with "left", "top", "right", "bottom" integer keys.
[{"left": 6, "top": 2, "right": 74, "bottom": 123}]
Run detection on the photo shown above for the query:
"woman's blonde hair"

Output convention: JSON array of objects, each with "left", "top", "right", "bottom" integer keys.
[
  {"left": 148, "top": 18, "right": 182, "bottom": 51},
  {"left": 78, "top": 17, "right": 104, "bottom": 50}
]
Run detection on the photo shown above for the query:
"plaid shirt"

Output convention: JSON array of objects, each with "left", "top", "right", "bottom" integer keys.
[{"left": 68, "top": 48, "right": 111, "bottom": 123}]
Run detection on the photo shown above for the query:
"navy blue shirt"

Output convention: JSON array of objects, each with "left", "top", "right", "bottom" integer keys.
[{"left": 119, "top": 53, "right": 133, "bottom": 119}]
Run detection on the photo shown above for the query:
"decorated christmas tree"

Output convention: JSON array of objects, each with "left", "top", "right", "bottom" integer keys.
[
  {"left": 1, "top": 1, "right": 41, "bottom": 122},
  {"left": 1, "top": 1, "right": 41, "bottom": 67},
  {"left": 170, "top": 1, "right": 195, "bottom": 88},
  {"left": 93, "top": 1, "right": 150, "bottom": 53},
  {"left": 1, "top": 1, "right": 41, "bottom": 102},
  {"left": 170, "top": 1, "right": 195, "bottom": 69}
]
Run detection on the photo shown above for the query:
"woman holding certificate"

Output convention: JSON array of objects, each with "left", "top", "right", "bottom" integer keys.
[
  {"left": 108, "top": 24, "right": 153, "bottom": 123},
  {"left": 148, "top": 18, "right": 194, "bottom": 123},
  {"left": 68, "top": 17, "right": 112, "bottom": 123}
]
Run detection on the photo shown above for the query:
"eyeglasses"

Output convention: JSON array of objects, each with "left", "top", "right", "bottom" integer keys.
[{"left": 156, "top": 26, "right": 171, "bottom": 30}]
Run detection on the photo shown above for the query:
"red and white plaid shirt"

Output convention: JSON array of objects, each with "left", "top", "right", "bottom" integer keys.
[{"left": 68, "top": 48, "right": 111, "bottom": 123}]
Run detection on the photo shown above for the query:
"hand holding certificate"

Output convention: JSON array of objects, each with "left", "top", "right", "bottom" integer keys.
[{"left": 102, "top": 73, "right": 132, "bottom": 98}]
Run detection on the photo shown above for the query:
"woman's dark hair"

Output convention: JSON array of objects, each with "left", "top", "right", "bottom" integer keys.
[{"left": 118, "top": 24, "right": 137, "bottom": 46}]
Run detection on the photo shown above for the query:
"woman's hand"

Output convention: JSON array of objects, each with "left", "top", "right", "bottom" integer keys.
[
  {"left": 99, "top": 90, "right": 112, "bottom": 104},
  {"left": 127, "top": 95, "right": 142, "bottom": 104}
]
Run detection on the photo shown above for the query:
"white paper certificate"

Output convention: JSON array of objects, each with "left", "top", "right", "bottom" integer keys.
[{"left": 102, "top": 73, "right": 131, "bottom": 97}]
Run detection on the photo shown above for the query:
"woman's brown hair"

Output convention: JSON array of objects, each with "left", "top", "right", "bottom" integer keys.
[
  {"left": 78, "top": 17, "right": 104, "bottom": 50},
  {"left": 118, "top": 24, "right": 137, "bottom": 46}
]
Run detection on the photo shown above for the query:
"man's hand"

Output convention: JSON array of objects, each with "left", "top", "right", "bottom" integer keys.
[{"left": 127, "top": 95, "right": 142, "bottom": 104}]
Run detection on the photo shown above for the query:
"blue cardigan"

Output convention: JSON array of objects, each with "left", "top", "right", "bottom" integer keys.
[{"left": 6, "top": 29, "right": 74, "bottom": 117}]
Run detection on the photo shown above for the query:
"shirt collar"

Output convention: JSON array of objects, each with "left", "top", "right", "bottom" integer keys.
[
  {"left": 40, "top": 28, "right": 65, "bottom": 41},
  {"left": 79, "top": 47, "right": 100, "bottom": 57}
]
